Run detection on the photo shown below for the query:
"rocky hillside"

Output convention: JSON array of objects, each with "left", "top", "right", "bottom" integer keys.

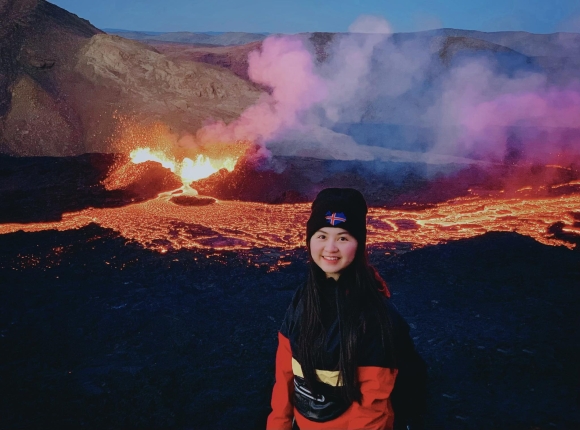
[
  {"left": 149, "top": 40, "right": 262, "bottom": 81},
  {"left": 0, "top": 0, "right": 262, "bottom": 156}
]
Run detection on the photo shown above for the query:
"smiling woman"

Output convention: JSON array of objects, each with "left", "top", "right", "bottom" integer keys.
[
  {"left": 308, "top": 227, "right": 358, "bottom": 280},
  {"left": 267, "top": 188, "right": 427, "bottom": 430}
]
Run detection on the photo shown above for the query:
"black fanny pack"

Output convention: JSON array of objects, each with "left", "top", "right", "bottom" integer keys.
[{"left": 293, "top": 376, "right": 351, "bottom": 422}]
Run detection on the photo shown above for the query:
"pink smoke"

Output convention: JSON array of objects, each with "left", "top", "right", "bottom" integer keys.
[
  {"left": 194, "top": 21, "right": 580, "bottom": 168},
  {"left": 457, "top": 87, "right": 580, "bottom": 163},
  {"left": 427, "top": 57, "right": 580, "bottom": 164},
  {"left": 195, "top": 36, "right": 326, "bottom": 148},
  {"left": 463, "top": 90, "right": 580, "bottom": 130}
]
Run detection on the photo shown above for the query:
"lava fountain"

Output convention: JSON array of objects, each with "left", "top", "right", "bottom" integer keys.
[
  {"left": 1, "top": 121, "right": 580, "bottom": 260},
  {"left": 129, "top": 147, "right": 238, "bottom": 195},
  {"left": 103, "top": 116, "right": 251, "bottom": 196}
]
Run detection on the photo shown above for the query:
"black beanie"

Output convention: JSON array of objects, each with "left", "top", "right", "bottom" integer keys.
[{"left": 306, "top": 188, "right": 368, "bottom": 248}]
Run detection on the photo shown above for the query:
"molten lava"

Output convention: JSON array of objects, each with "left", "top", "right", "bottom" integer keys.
[
  {"left": 107, "top": 116, "right": 249, "bottom": 187},
  {"left": 1, "top": 131, "right": 579, "bottom": 260},
  {"left": 0, "top": 190, "right": 578, "bottom": 254},
  {"left": 130, "top": 147, "right": 238, "bottom": 184}
]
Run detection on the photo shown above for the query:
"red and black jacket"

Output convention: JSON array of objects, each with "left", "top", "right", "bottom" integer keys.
[{"left": 267, "top": 276, "right": 427, "bottom": 430}]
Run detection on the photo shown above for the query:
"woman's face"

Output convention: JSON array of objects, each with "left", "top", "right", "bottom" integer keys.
[{"left": 309, "top": 227, "right": 358, "bottom": 280}]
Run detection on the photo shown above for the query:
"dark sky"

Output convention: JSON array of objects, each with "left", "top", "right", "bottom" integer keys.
[{"left": 48, "top": 0, "right": 580, "bottom": 34}]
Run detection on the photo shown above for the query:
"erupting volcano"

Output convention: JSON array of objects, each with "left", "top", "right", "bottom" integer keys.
[
  {"left": 125, "top": 143, "right": 246, "bottom": 205},
  {"left": 2, "top": 3, "right": 580, "bottom": 427},
  {"left": 130, "top": 148, "right": 237, "bottom": 183},
  {"left": 1, "top": 153, "right": 579, "bottom": 256}
]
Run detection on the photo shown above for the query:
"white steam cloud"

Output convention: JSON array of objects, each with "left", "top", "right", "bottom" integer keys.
[{"left": 196, "top": 15, "right": 580, "bottom": 167}]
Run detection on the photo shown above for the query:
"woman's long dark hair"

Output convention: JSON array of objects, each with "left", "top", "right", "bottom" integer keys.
[{"left": 296, "top": 248, "right": 397, "bottom": 404}]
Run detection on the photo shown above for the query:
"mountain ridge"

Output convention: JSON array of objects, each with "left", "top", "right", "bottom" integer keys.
[
  {"left": 104, "top": 27, "right": 580, "bottom": 58},
  {"left": 2, "top": 1, "right": 579, "bottom": 157},
  {"left": 0, "top": 0, "right": 263, "bottom": 156}
]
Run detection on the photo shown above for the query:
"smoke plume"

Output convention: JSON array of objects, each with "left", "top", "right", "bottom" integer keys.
[
  {"left": 194, "top": 36, "right": 326, "bottom": 154},
  {"left": 194, "top": 16, "right": 580, "bottom": 168}
]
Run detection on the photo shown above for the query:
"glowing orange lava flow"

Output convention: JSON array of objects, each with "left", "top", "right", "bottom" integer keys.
[
  {"left": 130, "top": 147, "right": 237, "bottom": 184},
  {"left": 0, "top": 192, "right": 578, "bottom": 252}
]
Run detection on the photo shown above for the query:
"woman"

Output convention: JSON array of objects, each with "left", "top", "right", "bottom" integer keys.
[{"left": 267, "top": 188, "right": 426, "bottom": 430}]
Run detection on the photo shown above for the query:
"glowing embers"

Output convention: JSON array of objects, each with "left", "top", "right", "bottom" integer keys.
[
  {"left": 109, "top": 116, "right": 250, "bottom": 186},
  {"left": 130, "top": 147, "right": 237, "bottom": 184},
  {"left": 131, "top": 148, "right": 176, "bottom": 170},
  {"left": 1, "top": 194, "right": 579, "bottom": 253}
]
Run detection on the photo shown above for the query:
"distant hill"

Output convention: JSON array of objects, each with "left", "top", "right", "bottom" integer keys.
[
  {"left": 414, "top": 28, "right": 580, "bottom": 57},
  {"left": 126, "top": 28, "right": 580, "bottom": 91},
  {"left": 104, "top": 29, "right": 269, "bottom": 46},
  {"left": 149, "top": 30, "right": 539, "bottom": 86},
  {"left": 105, "top": 27, "right": 580, "bottom": 59}
]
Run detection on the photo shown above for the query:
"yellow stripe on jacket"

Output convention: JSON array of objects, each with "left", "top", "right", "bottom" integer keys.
[{"left": 291, "top": 357, "right": 343, "bottom": 387}]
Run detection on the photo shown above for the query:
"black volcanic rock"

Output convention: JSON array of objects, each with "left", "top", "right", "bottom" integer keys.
[
  {"left": 0, "top": 225, "right": 578, "bottom": 429},
  {"left": 547, "top": 221, "right": 580, "bottom": 249},
  {"left": 192, "top": 155, "right": 416, "bottom": 205},
  {"left": 170, "top": 195, "right": 216, "bottom": 206},
  {"left": 192, "top": 155, "right": 580, "bottom": 207},
  {"left": 0, "top": 153, "right": 181, "bottom": 223}
]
